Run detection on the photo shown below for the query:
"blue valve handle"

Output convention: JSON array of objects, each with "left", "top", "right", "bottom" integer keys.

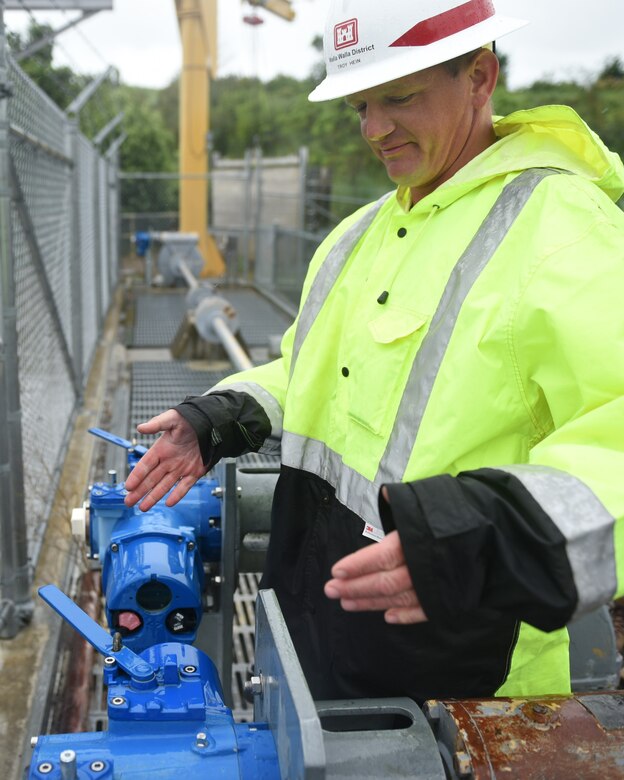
[
  {"left": 88, "top": 427, "right": 148, "bottom": 456},
  {"left": 38, "top": 585, "right": 156, "bottom": 682}
]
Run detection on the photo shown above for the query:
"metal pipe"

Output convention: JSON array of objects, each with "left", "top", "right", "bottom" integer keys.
[
  {"left": 212, "top": 315, "right": 253, "bottom": 372},
  {"left": 14, "top": 11, "right": 98, "bottom": 62},
  {"left": 65, "top": 66, "right": 117, "bottom": 117},
  {"left": 177, "top": 258, "right": 199, "bottom": 291},
  {"left": 93, "top": 112, "right": 124, "bottom": 147},
  {"left": 68, "top": 117, "right": 84, "bottom": 389}
]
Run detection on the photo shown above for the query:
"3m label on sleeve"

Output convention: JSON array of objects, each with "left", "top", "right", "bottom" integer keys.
[{"left": 362, "top": 522, "right": 385, "bottom": 542}]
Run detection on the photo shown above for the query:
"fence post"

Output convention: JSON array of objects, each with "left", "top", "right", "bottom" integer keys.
[
  {"left": 92, "top": 151, "right": 103, "bottom": 328},
  {"left": 67, "top": 118, "right": 84, "bottom": 389},
  {"left": 254, "top": 145, "right": 263, "bottom": 283},
  {"left": 0, "top": 8, "right": 33, "bottom": 638}
]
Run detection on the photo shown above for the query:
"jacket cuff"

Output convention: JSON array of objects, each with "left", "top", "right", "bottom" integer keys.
[
  {"left": 175, "top": 390, "right": 271, "bottom": 467},
  {"left": 379, "top": 469, "right": 577, "bottom": 631}
]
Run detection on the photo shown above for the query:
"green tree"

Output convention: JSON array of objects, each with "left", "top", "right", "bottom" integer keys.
[{"left": 7, "top": 20, "right": 86, "bottom": 110}]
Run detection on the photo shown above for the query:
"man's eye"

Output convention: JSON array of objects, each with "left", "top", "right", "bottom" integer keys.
[{"left": 389, "top": 94, "right": 413, "bottom": 105}]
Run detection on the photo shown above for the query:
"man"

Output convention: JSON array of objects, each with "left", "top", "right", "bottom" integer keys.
[{"left": 125, "top": 0, "right": 624, "bottom": 702}]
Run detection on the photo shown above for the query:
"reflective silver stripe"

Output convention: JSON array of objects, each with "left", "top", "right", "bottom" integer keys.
[
  {"left": 501, "top": 465, "right": 617, "bottom": 618},
  {"left": 376, "top": 168, "right": 560, "bottom": 484},
  {"left": 290, "top": 192, "right": 394, "bottom": 379},
  {"left": 282, "top": 432, "right": 380, "bottom": 520},
  {"left": 283, "top": 169, "right": 563, "bottom": 519},
  {"left": 206, "top": 381, "right": 283, "bottom": 455}
]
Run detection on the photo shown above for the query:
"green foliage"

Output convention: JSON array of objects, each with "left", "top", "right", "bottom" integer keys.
[
  {"left": 7, "top": 20, "right": 87, "bottom": 110},
  {"left": 599, "top": 57, "right": 624, "bottom": 81},
  {"left": 11, "top": 22, "right": 624, "bottom": 218}
]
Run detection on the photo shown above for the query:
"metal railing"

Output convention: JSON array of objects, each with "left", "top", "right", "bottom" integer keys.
[
  {"left": 0, "top": 17, "right": 119, "bottom": 638},
  {"left": 119, "top": 149, "right": 382, "bottom": 307}
]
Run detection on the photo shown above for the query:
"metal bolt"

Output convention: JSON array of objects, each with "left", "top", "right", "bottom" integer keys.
[
  {"left": 90, "top": 761, "right": 106, "bottom": 773},
  {"left": 187, "top": 541, "right": 195, "bottom": 551},
  {"left": 454, "top": 751, "right": 472, "bottom": 777},
  {"left": 211, "top": 487, "right": 223, "bottom": 498},
  {"left": 30, "top": 736, "right": 38, "bottom": 748},
  {"left": 104, "top": 656, "right": 116, "bottom": 666},
  {"left": 112, "top": 632, "right": 122, "bottom": 652},
  {"left": 183, "top": 665, "right": 197, "bottom": 674},
  {"left": 110, "top": 542, "right": 119, "bottom": 553},
  {"left": 208, "top": 518, "right": 216, "bottom": 527},
  {"left": 38, "top": 763, "right": 53, "bottom": 774},
  {"left": 212, "top": 575, "right": 223, "bottom": 585},
  {"left": 243, "top": 675, "right": 263, "bottom": 702},
  {"left": 110, "top": 696, "right": 126, "bottom": 706},
  {"left": 108, "top": 469, "right": 117, "bottom": 484},
  {"left": 532, "top": 703, "right": 548, "bottom": 715},
  {"left": 60, "top": 750, "right": 77, "bottom": 780},
  {"left": 196, "top": 731, "right": 208, "bottom": 748}
]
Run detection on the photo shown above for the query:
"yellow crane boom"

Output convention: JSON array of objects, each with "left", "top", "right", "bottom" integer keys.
[
  {"left": 175, "top": 0, "right": 223, "bottom": 276},
  {"left": 175, "top": 0, "right": 295, "bottom": 277}
]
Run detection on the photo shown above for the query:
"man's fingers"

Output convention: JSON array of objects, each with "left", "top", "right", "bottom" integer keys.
[
  {"left": 125, "top": 459, "right": 173, "bottom": 504},
  {"left": 385, "top": 606, "right": 428, "bottom": 624},
  {"left": 331, "top": 530, "right": 404, "bottom": 579},
  {"left": 136, "top": 411, "right": 177, "bottom": 435},
  {"left": 124, "top": 451, "right": 161, "bottom": 493},
  {"left": 165, "top": 475, "right": 199, "bottom": 506},
  {"left": 325, "top": 563, "right": 413, "bottom": 601},
  {"left": 137, "top": 471, "right": 180, "bottom": 512},
  {"left": 340, "top": 588, "right": 420, "bottom": 612}
]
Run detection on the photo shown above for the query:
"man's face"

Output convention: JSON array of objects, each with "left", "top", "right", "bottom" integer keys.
[{"left": 345, "top": 63, "right": 479, "bottom": 193}]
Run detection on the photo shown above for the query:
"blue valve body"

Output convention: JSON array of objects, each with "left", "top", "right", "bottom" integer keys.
[
  {"left": 134, "top": 231, "right": 151, "bottom": 257},
  {"left": 29, "top": 642, "right": 280, "bottom": 780},
  {"left": 89, "top": 478, "right": 222, "bottom": 652}
]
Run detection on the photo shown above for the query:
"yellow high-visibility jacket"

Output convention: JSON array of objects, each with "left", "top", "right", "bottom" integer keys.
[{"left": 180, "top": 105, "right": 624, "bottom": 700}]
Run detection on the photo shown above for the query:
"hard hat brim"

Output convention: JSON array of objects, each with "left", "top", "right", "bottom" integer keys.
[{"left": 308, "top": 14, "right": 528, "bottom": 102}]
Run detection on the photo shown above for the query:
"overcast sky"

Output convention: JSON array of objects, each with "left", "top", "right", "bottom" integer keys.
[{"left": 3, "top": 0, "right": 623, "bottom": 91}]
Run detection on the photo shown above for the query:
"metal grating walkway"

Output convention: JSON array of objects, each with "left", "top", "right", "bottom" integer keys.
[
  {"left": 130, "top": 286, "right": 292, "bottom": 349},
  {"left": 130, "top": 361, "right": 231, "bottom": 446},
  {"left": 131, "top": 291, "right": 186, "bottom": 347},
  {"left": 216, "top": 287, "right": 292, "bottom": 347},
  {"left": 130, "top": 360, "right": 280, "bottom": 469}
]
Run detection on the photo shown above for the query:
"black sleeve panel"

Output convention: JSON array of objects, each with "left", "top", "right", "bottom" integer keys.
[
  {"left": 174, "top": 390, "right": 272, "bottom": 467},
  {"left": 378, "top": 468, "right": 578, "bottom": 632}
]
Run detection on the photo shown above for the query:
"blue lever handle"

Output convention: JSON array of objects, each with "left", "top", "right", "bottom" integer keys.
[
  {"left": 39, "top": 585, "right": 155, "bottom": 682},
  {"left": 88, "top": 427, "right": 148, "bottom": 456}
]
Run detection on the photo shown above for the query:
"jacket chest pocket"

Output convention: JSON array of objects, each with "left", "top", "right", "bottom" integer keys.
[{"left": 346, "top": 306, "right": 429, "bottom": 436}]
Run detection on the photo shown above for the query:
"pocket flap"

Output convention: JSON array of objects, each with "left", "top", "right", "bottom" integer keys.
[{"left": 367, "top": 307, "right": 428, "bottom": 344}]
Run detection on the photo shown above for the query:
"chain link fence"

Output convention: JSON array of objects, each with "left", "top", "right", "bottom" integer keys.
[
  {"left": 0, "top": 28, "right": 119, "bottom": 636},
  {"left": 120, "top": 148, "right": 368, "bottom": 307}
]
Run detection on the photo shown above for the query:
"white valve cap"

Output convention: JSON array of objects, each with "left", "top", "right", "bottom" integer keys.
[{"left": 71, "top": 506, "right": 87, "bottom": 541}]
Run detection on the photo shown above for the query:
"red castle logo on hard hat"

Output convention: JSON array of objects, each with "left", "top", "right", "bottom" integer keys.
[{"left": 334, "top": 18, "right": 358, "bottom": 50}]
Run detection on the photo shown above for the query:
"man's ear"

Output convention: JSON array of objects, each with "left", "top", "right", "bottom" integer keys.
[{"left": 469, "top": 48, "right": 499, "bottom": 109}]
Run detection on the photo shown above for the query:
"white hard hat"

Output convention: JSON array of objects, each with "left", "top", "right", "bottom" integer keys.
[{"left": 309, "top": 0, "right": 528, "bottom": 102}]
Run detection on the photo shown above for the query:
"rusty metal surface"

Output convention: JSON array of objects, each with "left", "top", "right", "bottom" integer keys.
[
  {"left": 425, "top": 693, "right": 624, "bottom": 779},
  {"left": 54, "top": 571, "right": 102, "bottom": 734}
]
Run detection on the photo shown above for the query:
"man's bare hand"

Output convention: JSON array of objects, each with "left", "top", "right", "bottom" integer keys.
[
  {"left": 124, "top": 410, "right": 207, "bottom": 511},
  {"left": 324, "top": 530, "right": 428, "bottom": 625}
]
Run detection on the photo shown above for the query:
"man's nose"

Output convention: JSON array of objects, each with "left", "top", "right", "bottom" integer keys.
[{"left": 362, "top": 104, "right": 394, "bottom": 141}]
